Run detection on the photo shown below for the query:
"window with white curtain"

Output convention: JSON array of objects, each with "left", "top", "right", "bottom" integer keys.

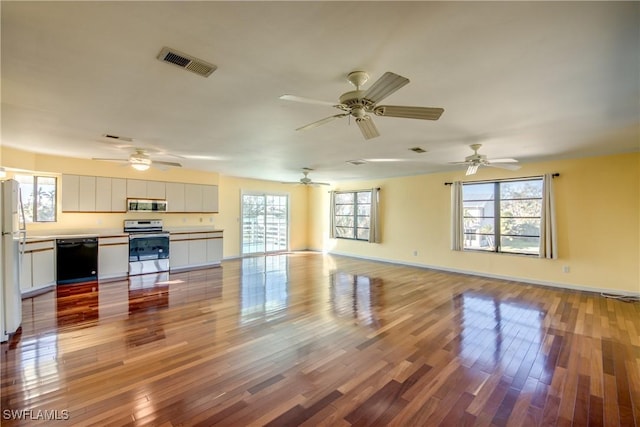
[
  {"left": 462, "top": 178, "right": 543, "bottom": 255},
  {"left": 333, "top": 190, "right": 371, "bottom": 240}
]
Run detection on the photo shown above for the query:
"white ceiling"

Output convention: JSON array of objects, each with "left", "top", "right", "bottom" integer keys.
[{"left": 1, "top": 1, "right": 638, "bottom": 183}]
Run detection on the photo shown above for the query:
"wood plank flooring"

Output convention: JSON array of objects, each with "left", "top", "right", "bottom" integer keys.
[{"left": 1, "top": 252, "right": 639, "bottom": 426}]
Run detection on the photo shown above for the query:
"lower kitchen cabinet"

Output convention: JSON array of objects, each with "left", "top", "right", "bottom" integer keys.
[
  {"left": 170, "top": 231, "right": 223, "bottom": 272},
  {"left": 98, "top": 236, "right": 129, "bottom": 281},
  {"left": 20, "top": 240, "right": 56, "bottom": 296}
]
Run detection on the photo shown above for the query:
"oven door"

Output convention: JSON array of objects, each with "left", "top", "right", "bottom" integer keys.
[{"left": 129, "top": 233, "right": 170, "bottom": 275}]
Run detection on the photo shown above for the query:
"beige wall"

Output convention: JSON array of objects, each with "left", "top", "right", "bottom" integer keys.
[
  {"left": 3, "top": 145, "right": 638, "bottom": 294},
  {"left": 308, "top": 152, "right": 640, "bottom": 294}
]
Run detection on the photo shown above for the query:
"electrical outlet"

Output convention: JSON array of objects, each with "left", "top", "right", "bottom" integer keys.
[
  {"left": 562, "top": 265, "right": 570, "bottom": 273},
  {"left": 413, "top": 250, "right": 418, "bottom": 256}
]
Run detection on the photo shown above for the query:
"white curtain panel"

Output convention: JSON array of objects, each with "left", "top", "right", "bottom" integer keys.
[
  {"left": 539, "top": 173, "right": 558, "bottom": 259},
  {"left": 329, "top": 191, "right": 336, "bottom": 239},
  {"left": 368, "top": 188, "right": 381, "bottom": 243},
  {"left": 451, "top": 181, "right": 463, "bottom": 251}
]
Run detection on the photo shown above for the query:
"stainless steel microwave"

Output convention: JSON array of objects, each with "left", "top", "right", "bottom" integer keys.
[{"left": 127, "top": 199, "right": 168, "bottom": 212}]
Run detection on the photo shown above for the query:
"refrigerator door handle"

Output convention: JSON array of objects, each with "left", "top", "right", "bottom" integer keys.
[{"left": 18, "top": 187, "right": 26, "bottom": 231}]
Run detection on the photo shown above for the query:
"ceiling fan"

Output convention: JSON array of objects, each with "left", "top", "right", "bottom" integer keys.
[
  {"left": 280, "top": 71, "right": 444, "bottom": 140},
  {"left": 450, "top": 144, "right": 521, "bottom": 176},
  {"left": 93, "top": 148, "right": 182, "bottom": 171},
  {"left": 282, "top": 168, "right": 330, "bottom": 186}
]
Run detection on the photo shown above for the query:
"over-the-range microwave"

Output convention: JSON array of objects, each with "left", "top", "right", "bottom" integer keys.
[{"left": 127, "top": 199, "right": 168, "bottom": 212}]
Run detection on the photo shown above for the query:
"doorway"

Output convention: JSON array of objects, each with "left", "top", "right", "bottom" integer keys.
[{"left": 241, "top": 193, "right": 289, "bottom": 255}]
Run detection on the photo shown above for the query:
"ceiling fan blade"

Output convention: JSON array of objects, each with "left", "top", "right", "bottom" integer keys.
[
  {"left": 486, "top": 158, "right": 518, "bottom": 163},
  {"left": 356, "top": 116, "right": 380, "bottom": 140},
  {"left": 466, "top": 164, "right": 480, "bottom": 176},
  {"left": 310, "top": 181, "right": 330, "bottom": 186},
  {"left": 280, "top": 94, "right": 340, "bottom": 108},
  {"left": 153, "top": 160, "right": 182, "bottom": 167},
  {"left": 92, "top": 157, "right": 128, "bottom": 162},
  {"left": 374, "top": 105, "right": 444, "bottom": 120},
  {"left": 296, "top": 114, "right": 348, "bottom": 131},
  {"left": 362, "top": 72, "right": 410, "bottom": 104},
  {"left": 486, "top": 163, "right": 521, "bottom": 171}
]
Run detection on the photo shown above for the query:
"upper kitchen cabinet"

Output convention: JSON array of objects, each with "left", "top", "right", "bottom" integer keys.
[
  {"left": 184, "top": 184, "right": 219, "bottom": 213},
  {"left": 62, "top": 175, "right": 126, "bottom": 212},
  {"left": 95, "top": 177, "right": 127, "bottom": 212},
  {"left": 165, "top": 182, "right": 185, "bottom": 212},
  {"left": 127, "top": 179, "right": 166, "bottom": 199},
  {"left": 62, "top": 174, "right": 217, "bottom": 213},
  {"left": 61, "top": 174, "right": 97, "bottom": 212}
]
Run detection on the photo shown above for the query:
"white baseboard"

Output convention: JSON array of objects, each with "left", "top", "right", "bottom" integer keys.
[{"left": 327, "top": 250, "right": 640, "bottom": 298}]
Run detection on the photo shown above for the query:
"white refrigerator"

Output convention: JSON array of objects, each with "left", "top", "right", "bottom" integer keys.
[{"left": 1, "top": 179, "right": 24, "bottom": 342}]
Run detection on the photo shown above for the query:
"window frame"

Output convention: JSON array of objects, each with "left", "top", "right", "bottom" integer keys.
[
  {"left": 15, "top": 174, "right": 58, "bottom": 223},
  {"left": 462, "top": 177, "right": 543, "bottom": 256},
  {"left": 332, "top": 190, "right": 372, "bottom": 241}
]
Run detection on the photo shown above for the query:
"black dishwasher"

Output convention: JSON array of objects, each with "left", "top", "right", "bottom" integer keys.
[{"left": 56, "top": 237, "right": 99, "bottom": 285}]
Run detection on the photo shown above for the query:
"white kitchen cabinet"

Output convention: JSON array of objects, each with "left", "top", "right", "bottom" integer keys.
[
  {"left": 95, "top": 177, "right": 112, "bottom": 211},
  {"left": 78, "top": 176, "right": 97, "bottom": 211},
  {"left": 111, "top": 178, "right": 127, "bottom": 212},
  {"left": 169, "top": 239, "right": 190, "bottom": 270},
  {"left": 202, "top": 185, "right": 219, "bottom": 213},
  {"left": 98, "top": 236, "right": 129, "bottom": 281},
  {"left": 165, "top": 182, "right": 185, "bottom": 212},
  {"left": 127, "top": 179, "right": 147, "bottom": 198},
  {"left": 146, "top": 181, "right": 166, "bottom": 199},
  {"left": 184, "top": 184, "right": 218, "bottom": 213},
  {"left": 61, "top": 174, "right": 80, "bottom": 211},
  {"left": 184, "top": 184, "right": 203, "bottom": 212},
  {"left": 127, "top": 179, "right": 166, "bottom": 199},
  {"left": 20, "top": 240, "right": 55, "bottom": 295},
  {"left": 188, "top": 236, "right": 207, "bottom": 266},
  {"left": 206, "top": 234, "right": 223, "bottom": 264},
  {"left": 169, "top": 231, "right": 223, "bottom": 271}
]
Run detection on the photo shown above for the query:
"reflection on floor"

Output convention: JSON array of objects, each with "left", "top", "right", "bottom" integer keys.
[{"left": 3, "top": 253, "right": 639, "bottom": 426}]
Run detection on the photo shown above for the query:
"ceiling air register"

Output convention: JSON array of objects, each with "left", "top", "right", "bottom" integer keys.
[{"left": 157, "top": 47, "right": 217, "bottom": 77}]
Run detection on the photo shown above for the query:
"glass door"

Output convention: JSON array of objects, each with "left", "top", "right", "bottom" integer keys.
[{"left": 241, "top": 193, "right": 289, "bottom": 255}]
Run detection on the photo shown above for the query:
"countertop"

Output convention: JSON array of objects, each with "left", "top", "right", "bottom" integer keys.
[{"left": 25, "top": 228, "right": 223, "bottom": 242}]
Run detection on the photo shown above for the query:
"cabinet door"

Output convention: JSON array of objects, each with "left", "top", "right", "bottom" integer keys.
[
  {"left": 95, "top": 177, "right": 112, "bottom": 211},
  {"left": 127, "top": 179, "right": 147, "bottom": 198},
  {"left": 202, "top": 185, "right": 219, "bottom": 213},
  {"left": 185, "top": 184, "right": 203, "bottom": 212},
  {"left": 19, "top": 252, "right": 33, "bottom": 292},
  {"left": 146, "top": 181, "right": 166, "bottom": 199},
  {"left": 206, "top": 237, "right": 223, "bottom": 264},
  {"left": 78, "top": 176, "right": 97, "bottom": 211},
  {"left": 169, "top": 240, "right": 189, "bottom": 269},
  {"left": 111, "top": 178, "right": 127, "bottom": 212},
  {"left": 61, "top": 174, "right": 80, "bottom": 211},
  {"left": 98, "top": 241, "right": 129, "bottom": 280},
  {"left": 188, "top": 238, "right": 207, "bottom": 266},
  {"left": 165, "top": 182, "right": 185, "bottom": 212},
  {"left": 31, "top": 249, "right": 55, "bottom": 288}
]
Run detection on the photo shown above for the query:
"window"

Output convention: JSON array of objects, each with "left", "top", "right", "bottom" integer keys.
[
  {"left": 463, "top": 178, "right": 542, "bottom": 255},
  {"left": 241, "top": 193, "right": 288, "bottom": 254},
  {"left": 333, "top": 190, "right": 372, "bottom": 240},
  {"left": 15, "top": 174, "right": 57, "bottom": 223}
]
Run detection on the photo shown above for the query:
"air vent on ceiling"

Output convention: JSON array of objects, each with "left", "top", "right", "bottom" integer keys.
[
  {"left": 103, "top": 134, "right": 133, "bottom": 142},
  {"left": 409, "top": 147, "right": 426, "bottom": 153},
  {"left": 157, "top": 47, "right": 217, "bottom": 77}
]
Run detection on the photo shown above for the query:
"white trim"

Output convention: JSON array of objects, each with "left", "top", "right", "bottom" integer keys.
[{"left": 327, "top": 250, "right": 640, "bottom": 297}]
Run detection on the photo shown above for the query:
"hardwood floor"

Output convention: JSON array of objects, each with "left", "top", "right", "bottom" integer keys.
[{"left": 2, "top": 252, "right": 639, "bottom": 426}]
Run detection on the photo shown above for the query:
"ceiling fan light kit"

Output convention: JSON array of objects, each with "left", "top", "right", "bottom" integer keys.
[{"left": 281, "top": 70, "right": 444, "bottom": 140}]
